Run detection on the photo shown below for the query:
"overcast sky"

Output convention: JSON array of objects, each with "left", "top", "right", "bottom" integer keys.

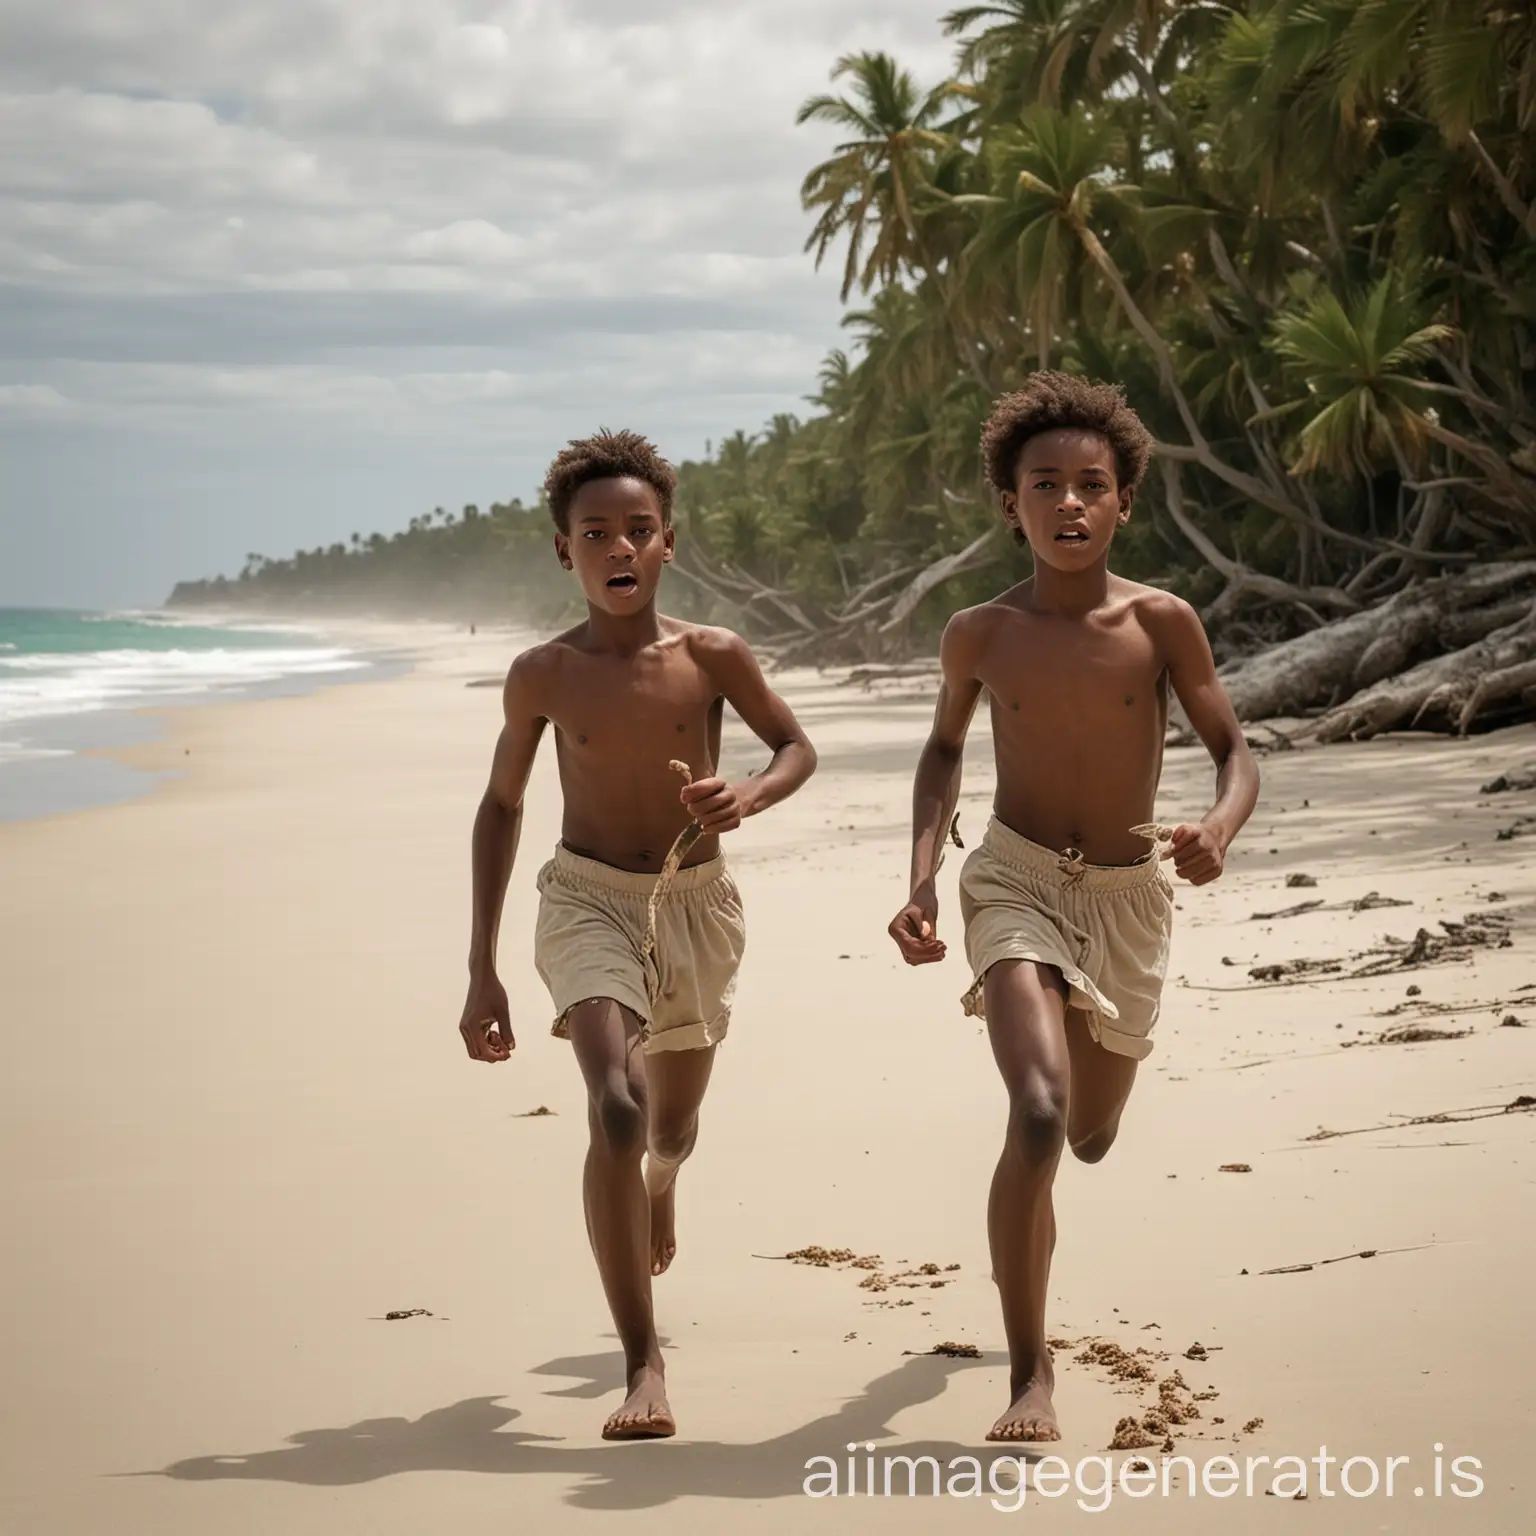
[{"left": 0, "top": 0, "right": 954, "bottom": 609}]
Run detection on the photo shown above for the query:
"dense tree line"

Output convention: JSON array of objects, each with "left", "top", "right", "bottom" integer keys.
[{"left": 174, "top": 1, "right": 1536, "bottom": 734}]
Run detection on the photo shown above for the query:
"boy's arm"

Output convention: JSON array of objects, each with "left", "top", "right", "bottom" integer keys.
[
  {"left": 682, "top": 630, "right": 817, "bottom": 832},
  {"left": 459, "top": 654, "right": 549, "bottom": 1063},
  {"left": 1157, "top": 596, "right": 1260, "bottom": 886},
  {"left": 890, "top": 612, "right": 985, "bottom": 966}
]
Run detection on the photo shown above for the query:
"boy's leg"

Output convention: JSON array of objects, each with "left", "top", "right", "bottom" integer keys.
[
  {"left": 643, "top": 1044, "right": 718, "bottom": 1276},
  {"left": 565, "top": 997, "right": 675, "bottom": 1440},
  {"left": 982, "top": 958, "right": 1071, "bottom": 1443},
  {"left": 1063, "top": 1009, "right": 1138, "bottom": 1163}
]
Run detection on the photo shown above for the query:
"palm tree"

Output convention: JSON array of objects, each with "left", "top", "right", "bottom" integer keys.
[
  {"left": 797, "top": 51, "right": 958, "bottom": 300},
  {"left": 1267, "top": 275, "right": 1454, "bottom": 477}
]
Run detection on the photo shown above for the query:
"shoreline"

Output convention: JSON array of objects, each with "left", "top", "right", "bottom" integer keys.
[{"left": 0, "top": 615, "right": 512, "bottom": 826}]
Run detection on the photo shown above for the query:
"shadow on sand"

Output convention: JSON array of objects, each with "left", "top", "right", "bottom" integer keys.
[{"left": 153, "top": 1348, "right": 1035, "bottom": 1509}]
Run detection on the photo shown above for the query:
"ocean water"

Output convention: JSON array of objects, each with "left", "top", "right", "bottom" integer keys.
[{"left": 0, "top": 608, "right": 372, "bottom": 821}]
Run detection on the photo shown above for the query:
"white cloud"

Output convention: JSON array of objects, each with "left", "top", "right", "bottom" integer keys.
[
  {"left": 0, "top": 0, "right": 962, "bottom": 602},
  {"left": 0, "top": 383, "right": 69, "bottom": 411}
]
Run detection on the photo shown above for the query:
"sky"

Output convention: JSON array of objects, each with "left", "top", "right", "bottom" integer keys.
[{"left": 0, "top": 0, "right": 955, "bottom": 609}]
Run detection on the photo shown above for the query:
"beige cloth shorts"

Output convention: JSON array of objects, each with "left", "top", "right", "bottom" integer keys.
[
  {"left": 534, "top": 844, "right": 745, "bottom": 1054},
  {"left": 958, "top": 816, "right": 1174, "bottom": 1060}
]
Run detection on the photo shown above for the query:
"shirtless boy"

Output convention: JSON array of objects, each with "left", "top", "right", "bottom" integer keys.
[
  {"left": 457, "top": 430, "right": 816, "bottom": 1440},
  {"left": 888, "top": 373, "right": 1260, "bottom": 1444}
]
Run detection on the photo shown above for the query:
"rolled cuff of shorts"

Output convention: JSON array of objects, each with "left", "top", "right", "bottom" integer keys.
[
  {"left": 960, "top": 951, "right": 1120, "bottom": 1024},
  {"left": 1085, "top": 1017, "right": 1157, "bottom": 1061},
  {"left": 550, "top": 988, "right": 652, "bottom": 1041},
  {"left": 642, "top": 1012, "right": 730, "bottom": 1055}
]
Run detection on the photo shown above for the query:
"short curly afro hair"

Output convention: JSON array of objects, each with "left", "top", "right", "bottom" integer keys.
[
  {"left": 543, "top": 429, "right": 677, "bottom": 534},
  {"left": 980, "top": 372, "right": 1153, "bottom": 500}
]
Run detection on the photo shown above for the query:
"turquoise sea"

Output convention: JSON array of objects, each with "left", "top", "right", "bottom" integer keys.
[{"left": 0, "top": 608, "right": 370, "bottom": 821}]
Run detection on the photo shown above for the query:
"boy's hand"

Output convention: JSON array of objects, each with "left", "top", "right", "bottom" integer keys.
[
  {"left": 889, "top": 883, "right": 946, "bottom": 965},
  {"left": 680, "top": 776, "right": 744, "bottom": 834},
  {"left": 459, "top": 973, "right": 514, "bottom": 1062},
  {"left": 1163, "top": 823, "right": 1225, "bottom": 886}
]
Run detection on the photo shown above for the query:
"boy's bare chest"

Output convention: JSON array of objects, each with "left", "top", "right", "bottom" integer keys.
[
  {"left": 550, "top": 655, "right": 719, "bottom": 754},
  {"left": 980, "top": 623, "right": 1165, "bottom": 723}
]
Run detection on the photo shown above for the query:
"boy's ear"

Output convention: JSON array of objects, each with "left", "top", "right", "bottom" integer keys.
[
  {"left": 998, "top": 489, "right": 1022, "bottom": 534},
  {"left": 662, "top": 524, "right": 676, "bottom": 563},
  {"left": 553, "top": 532, "right": 573, "bottom": 569},
  {"left": 1117, "top": 486, "right": 1134, "bottom": 526}
]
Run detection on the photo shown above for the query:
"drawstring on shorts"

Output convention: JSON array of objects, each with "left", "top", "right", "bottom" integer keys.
[{"left": 1058, "top": 823, "right": 1174, "bottom": 882}]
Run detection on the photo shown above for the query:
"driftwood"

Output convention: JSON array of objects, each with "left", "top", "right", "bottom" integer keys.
[
  {"left": 1215, "top": 561, "right": 1536, "bottom": 738},
  {"left": 673, "top": 529, "right": 1002, "bottom": 667}
]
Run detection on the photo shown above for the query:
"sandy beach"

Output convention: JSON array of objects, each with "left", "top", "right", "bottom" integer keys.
[{"left": 2, "top": 625, "right": 1533, "bottom": 1533}]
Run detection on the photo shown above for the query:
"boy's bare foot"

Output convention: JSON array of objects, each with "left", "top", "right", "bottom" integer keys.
[
  {"left": 648, "top": 1176, "right": 678, "bottom": 1275},
  {"left": 987, "top": 1372, "right": 1061, "bottom": 1443},
  {"left": 603, "top": 1365, "right": 676, "bottom": 1440}
]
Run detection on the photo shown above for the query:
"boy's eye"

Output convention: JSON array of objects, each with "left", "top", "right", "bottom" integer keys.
[
  {"left": 583, "top": 529, "right": 605, "bottom": 539},
  {"left": 632, "top": 527, "right": 653, "bottom": 540},
  {"left": 1032, "top": 480, "right": 1054, "bottom": 491}
]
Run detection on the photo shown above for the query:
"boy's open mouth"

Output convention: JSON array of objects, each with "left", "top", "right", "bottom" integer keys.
[
  {"left": 606, "top": 572, "right": 640, "bottom": 593},
  {"left": 1054, "top": 528, "right": 1091, "bottom": 545}
]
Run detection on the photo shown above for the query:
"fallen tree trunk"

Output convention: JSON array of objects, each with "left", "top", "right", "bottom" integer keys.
[
  {"left": 1216, "top": 561, "right": 1536, "bottom": 727},
  {"left": 1312, "top": 597, "right": 1536, "bottom": 740}
]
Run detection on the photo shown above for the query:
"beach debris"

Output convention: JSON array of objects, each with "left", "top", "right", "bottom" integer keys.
[
  {"left": 1501, "top": 1014, "right": 1526, "bottom": 1027},
  {"left": 1482, "top": 766, "right": 1536, "bottom": 794},
  {"left": 763, "top": 1246, "right": 959, "bottom": 1297},
  {"left": 1375, "top": 990, "right": 1522, "bottom": 1020},
  {"left": 768, "top": 1246, "right": 859, "bottom": 1267},
  {"left": 1243, "top": 1418, "right": 1265, "bottom": 1434},
  {"left": 1158, "top": 1372, "right": 1202, "bottom": 1426},
  {"left": 1285, "top": 873, "right": 1318, "bottom": 888},
  {"left": 1256, "top": 1243, "right": 1435, "bottom": 1276},
  {"left": 1183, "top": 1342, "right": 1209, "bottom": 1360},
  {"left": 1496, "top": 816, "right": 1536, "bottom": 841},
  {"left": 383, "top": 1309, "right": 434, "bottom": 1321},
  {"left": 1219, "top": 1163, "right": 1253, "bottom": 1173},
  {"left": 1342, "top": 1024, "right": 1472, "bottom": 1048},
  {"left": 1109, "top": 1416, "right": 1159, "bottom": 1450},
  {"left": 1249, "top": 890, "right": 1409, "bottom": 922},
  {"left": 1246, "top": 909, "right": 1512, "bottom": 985},
  {"left": 920, "top": 1341, "right": 981, "bottom": 1359},
  {"left": 1242, "top": 724, "right": 1296, "bottom": 755},
  {"left": 1305, "top": 1095, "right": 1536, "bottom": 1141},
  {"left": 1075, "top": 1339, "right": 1159, "bottom": 1384},
  {"left": 514, "top": 1105, "right": 556, "bottom": 1117}
]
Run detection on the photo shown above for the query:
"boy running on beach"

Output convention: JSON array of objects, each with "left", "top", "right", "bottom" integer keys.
[
  {"left": 457, "top": 430, "right": 817, "bottom": 1440},
  {"left": 888, "top": 374, "right": 1259, "bottom": 1444}
]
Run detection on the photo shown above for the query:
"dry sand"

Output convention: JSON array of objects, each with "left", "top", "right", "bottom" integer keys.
[{"left": 2, "top": 625, "right": 1533, "bottom": 1533}]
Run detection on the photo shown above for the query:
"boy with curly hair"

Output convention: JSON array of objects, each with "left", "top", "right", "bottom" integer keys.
[
  {"left": 888, "top": 373, "right": 1259, "bottom": 1444},
  {"left": 457, "top": 429, "right": 816, "bottom": 1440}
]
